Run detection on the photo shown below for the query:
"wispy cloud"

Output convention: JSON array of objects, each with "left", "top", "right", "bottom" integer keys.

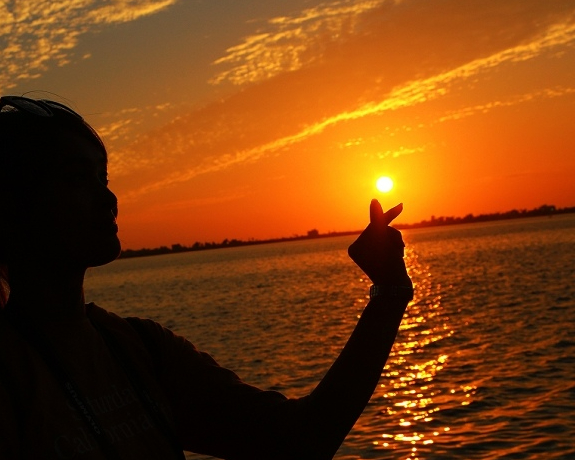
[
  {"left": 0, "top": 0, "right": 178, "bottom": 89},
  {"left": 119, "top": 15, "right": 575, "bottom": 201},
  {"left": 210, "top": 0, "right": 388, "bottom": 86},
  {"left": 436, "top": 86, "right": 575, "bottom": 124},
  {"left": 93, "top": 102, "right": 175, "bottom": 143}
]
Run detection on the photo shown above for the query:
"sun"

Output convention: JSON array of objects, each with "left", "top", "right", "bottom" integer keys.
[{"left": 376, "top": 176, "right": 394, "bottom": 193}]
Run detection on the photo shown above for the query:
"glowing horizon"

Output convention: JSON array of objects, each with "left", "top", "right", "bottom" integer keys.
[{"left": 2, "top": 0, "right": 574, "bottom": 249}]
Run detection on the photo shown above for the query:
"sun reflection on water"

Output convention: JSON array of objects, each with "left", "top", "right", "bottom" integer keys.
[{"left": 350, "top": 247, "right": 477, "bottom": 458}]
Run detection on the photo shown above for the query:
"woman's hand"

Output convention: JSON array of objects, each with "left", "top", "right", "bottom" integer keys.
[{"left": 348, "top": 200, "right": 411, "bottom": 287}]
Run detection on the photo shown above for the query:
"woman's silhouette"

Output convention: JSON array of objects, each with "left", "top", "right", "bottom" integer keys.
[{"left": 0, "top": 96, "right": 413, "bottom": 460}]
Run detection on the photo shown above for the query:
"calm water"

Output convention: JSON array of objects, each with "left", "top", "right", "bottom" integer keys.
[{"left": 84, "top": 214, "right": 575, "bottom": 460}]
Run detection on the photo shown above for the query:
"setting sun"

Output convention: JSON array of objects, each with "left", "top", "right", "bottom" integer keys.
[
  {"left": 376, "top": 176, "right": 394, "bottom": 193},
  {"left": 4, "top": 1, "right": 572, "bottom": 249}
]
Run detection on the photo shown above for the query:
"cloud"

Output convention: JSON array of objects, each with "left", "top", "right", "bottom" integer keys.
[
  {"left": 436, "top": 86, "right": 575, "bottom": 124},
  {"left": 210, "top": 0, "right": 389, "bottom": 86},
  {"left": 102, "top": 0, "right": 575, "bottom": 202},
  {"left": 0, "top": 0, "right": 178, "bottom": 89},
  {"left": 210, "top": 0, "right": 575, "bottom": 89},
  {"left": 94, "top": 102, "right": 174, "bottom": 142}
]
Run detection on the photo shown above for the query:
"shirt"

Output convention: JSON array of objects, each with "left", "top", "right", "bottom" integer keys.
[{"left": 0, "top": 303, "right": 294, "bottom": 460}]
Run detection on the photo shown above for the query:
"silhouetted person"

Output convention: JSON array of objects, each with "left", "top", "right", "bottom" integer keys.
[{"left": 0, "top": 96, "right": 413, "bottom": 460}]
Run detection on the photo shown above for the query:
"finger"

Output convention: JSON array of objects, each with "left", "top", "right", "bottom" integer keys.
[
  {"left": 382, "top": 203, "right": 403, "bottom": 226},
  {"left": 370, "top": 199, "right": 385, "bottom": 226}
]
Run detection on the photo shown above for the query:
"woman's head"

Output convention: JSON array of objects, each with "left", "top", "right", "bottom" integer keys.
[
  {"left": 0, "top": 96, "right": 121, "bottom": 305},
  {"left": 0, "top": 97, "right": 106, "bottom": 172}
]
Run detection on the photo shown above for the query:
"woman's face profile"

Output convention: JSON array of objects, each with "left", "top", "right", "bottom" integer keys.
[{"left": 8, "top": 130, "right": 121, "bottom": 269}]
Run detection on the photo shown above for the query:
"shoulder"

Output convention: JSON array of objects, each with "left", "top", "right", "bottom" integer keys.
[
  {"left": 85, "top": 302, "right": 205, "bottom": 369},
  {"left": 86, "top": 303, "right": 170, "bottom": 343}
]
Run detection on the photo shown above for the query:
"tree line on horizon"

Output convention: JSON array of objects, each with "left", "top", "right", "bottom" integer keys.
[{"left": 119, "top": 204, "right": 574, "bottom": 259}]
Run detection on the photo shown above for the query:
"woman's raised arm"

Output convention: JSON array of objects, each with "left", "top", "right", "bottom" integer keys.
[{"left": 289, "top": 200, "right": 413, "bottom": 459}]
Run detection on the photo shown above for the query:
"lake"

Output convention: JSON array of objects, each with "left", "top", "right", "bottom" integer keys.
[{"left": 85, "top": 214, "right": 575, "bottom": 460}]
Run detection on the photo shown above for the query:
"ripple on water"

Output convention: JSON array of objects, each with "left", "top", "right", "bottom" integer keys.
[{"left": 84, "top": 216, "right": 575, "bottom": 460}]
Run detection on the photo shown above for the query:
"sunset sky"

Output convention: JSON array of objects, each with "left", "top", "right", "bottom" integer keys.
[{"left": 2, "top": 0, "right": 575, "bottom": 249}]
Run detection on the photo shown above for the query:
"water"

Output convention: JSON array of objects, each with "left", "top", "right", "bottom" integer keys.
[{"left": 84, "top": 214, "right": 575, "bottom": 460}]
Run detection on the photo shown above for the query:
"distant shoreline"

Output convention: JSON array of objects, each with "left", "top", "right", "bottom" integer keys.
[{"left": 119, "top": 204, "right": 575, "bottom": 259}]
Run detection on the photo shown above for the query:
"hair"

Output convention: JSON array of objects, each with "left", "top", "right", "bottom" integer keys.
[{"left": 0, "top": 98, "right": 107, "bottom": 308}]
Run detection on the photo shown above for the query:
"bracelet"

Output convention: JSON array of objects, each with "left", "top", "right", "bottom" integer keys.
[{"left": 370, "top": 284, "right": 414, "bottom": 301}]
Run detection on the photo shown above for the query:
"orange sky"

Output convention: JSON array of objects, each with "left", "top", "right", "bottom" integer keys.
[{"left": 2, "top": 0, "right": 575, "bottom": 249}]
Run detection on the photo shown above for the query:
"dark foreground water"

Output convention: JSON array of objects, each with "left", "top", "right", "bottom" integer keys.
[{"left": 85, "top": 214, "right": 575, "bottom": 460}]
